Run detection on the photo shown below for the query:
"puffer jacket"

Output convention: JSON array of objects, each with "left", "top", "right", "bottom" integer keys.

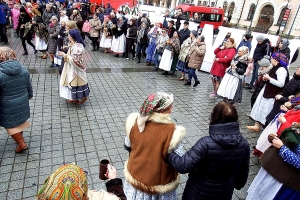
[
  {"left": 168, "top": 122, "right": 250, "bottom": 200},
  {"left": 265, "top": 74, "right": 300, "bottom": 126},
  {"left": 188, "top": 41, "right": 206, "bottom": 69},
  {"left": 89, "top": 18, "right": 101, "bottom": 37},
  {"left": 0, "top": 60, "right": 33, "bottom": 128}
]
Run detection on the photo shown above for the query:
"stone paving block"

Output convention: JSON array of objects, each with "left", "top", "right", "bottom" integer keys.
[{"left": 7, "top": 190, "right": 22, "bottom": 200}]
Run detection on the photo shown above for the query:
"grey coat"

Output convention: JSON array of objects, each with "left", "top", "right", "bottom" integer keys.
[
  {"left": 0, "top": 60, "right": 33, "bottom": 128},
  {"left": 47, "top": 23, "right": 61, "bottom": 54}
]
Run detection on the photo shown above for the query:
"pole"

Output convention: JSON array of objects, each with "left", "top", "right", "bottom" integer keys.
[
  {"left": 287, "top": 3, "right": 300, "bottom": 38},
  {"left": 237, "top": 0, "right": 246, "bottom": 27},
  {"left": 248, "top": 0, "right": 259, "bottom": 34},
  {"left": 276, "top": 0, "right": 290, "bottom": 36}
]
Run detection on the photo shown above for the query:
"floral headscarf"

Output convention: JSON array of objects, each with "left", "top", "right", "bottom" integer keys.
[
  {"left": 36, "top": 164, "right": 88, "bottom": 200},
  {"left": 272, "top": 52, "right": 289, "bottom": 67},
  {"left": 137, "top": 92, "right": 174, "bottom": 132},
  {"left": 0, "top": 47, "right": 17, "bottom": 63}
]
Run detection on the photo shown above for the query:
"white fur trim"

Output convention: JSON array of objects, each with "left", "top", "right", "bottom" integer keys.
[
  {"left": 124, "top": 160, "right": 180, "bottom": 194},
  {"left": 148, "top": 112, "right": 173, "bottom": 124},
  {"left": 168, "top": 125, "right": 186, "bottom": 153},
  {"left": 125, "top": 112, "right": 139, "bottom": 139}
]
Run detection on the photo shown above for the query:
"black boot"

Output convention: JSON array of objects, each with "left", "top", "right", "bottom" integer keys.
[
  {"left": 193, "top": 81, "right": 200, "bottom": 87},
  {"left": 34, "top": 49, "right": 37, "bottom": 54},
  {"left": 162, "top": 71, "right": 168, "bottom": 75},
  {"left": 49, "top": 61, "right": 54, "bottom": 67},
  {"left": 184, "top": 82, "right": 191, "bottom": 86},
  {"left": 22, "top": 51, "right": 28, "bottom": 55},
  {"left": 153, "top": 67, "right": 158, "bottom": 71}
]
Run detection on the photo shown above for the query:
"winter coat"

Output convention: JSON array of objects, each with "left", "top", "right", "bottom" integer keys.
[
  {"left": 253, "top": 41, "right": 268, "bottom": 63},
  {"left": 11, "top": 7, "right": 20, "bottom": 30},
  {"left": 178, "top": 37, "right": 195, "bottom": 61},
  {"left": 179, "top": 28, "right": 191, "bottom": 45},
  {"left": 18, "top": 13, "right": 32, "bottom": 39},
  {"left": 188, "top": 42, "right": 206, "bottom": 69},
  {"left": 136, "top": 27, "right": 148, "bottom": 45},
  {"left": 0, "top": 2, "right": 10, "bottom": 25},
  {"left": 168, "top": 122, "right": 250, "bottom": 200},
  {"left": 236, "top": 39, "right": 251, "bottom": 53},
  {"left": 112, "top": 23, "right": 127, "bottom": 38},
  {"left": 42, "top": 10, "right": 55, "bottom": 25},
  {"left": 126, "top": 25, "right": 137, "bottom": 39},
  {"left": 265, "top": 74, "right": 300, "bottom": 126},
  {"left": 0, "top": 60, "right": 33, "bottom": 128},
  {"left": 47, "top": 22, "right": 61, "bottom": 54},
  {"left": 251, "top": 76, "right": 268, "bottom": 108},
  {"left": 210, "top": 46, "right": 236, "bottom": 78},
  {"left": 89, "top": 18, "right": 101, "bottom": 37},
  {"left": 270, "top": 46, "right": 291, "bottom": 60}
]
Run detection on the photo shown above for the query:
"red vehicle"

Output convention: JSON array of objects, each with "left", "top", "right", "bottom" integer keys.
[
  {"left": 171, "top": 4, "right": 224, "bottom": 30},
  {"left": 89, "top": 0, "right": 137, "bottom": 10}
]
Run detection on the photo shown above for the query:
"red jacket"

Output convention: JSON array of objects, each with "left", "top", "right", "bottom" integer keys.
[
  {"left": 277, "top": 109, "right": 300, "bottom": 135},
  {"left": 210, "top": 47, "right": 236, "bottom": 78}
]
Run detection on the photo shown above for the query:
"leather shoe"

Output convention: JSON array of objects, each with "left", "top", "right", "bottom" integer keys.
[
  {"left": 193, "top": 81, "right": 200, "bottom": 87},
  {"left": 162, "top": 71, "right": 168, "bottom": 75},
  {"left": 22, "top": 52, "right": 28, "bottom": 55},
  {"left": 184, "top": 82, "right": 191, "bottom": 85}
]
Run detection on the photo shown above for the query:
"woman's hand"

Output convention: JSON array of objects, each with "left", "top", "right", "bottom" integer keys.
[
  {"left": 263, "top": 74, "right": 270, "bottom": 81},
  {"left": 288, "top": 95, "right": 295, "bottom": 100},
  {"left": 280, "top": 105, "right": 288, "bottom": 112},
  {"left": 275, "top": 94, "right": 283, "bottom": 100},
  {"left": 277, "top": 113, "right": 286, "bottom": 124},
  {"left": 272, "top": 137, "right": 284, "bottom": 148},
  {"left": 105, "top": 164, "right": 117, "bottom": 179},
  {"left": 57, "top": 51, "right": 65, "bottom": 57}
]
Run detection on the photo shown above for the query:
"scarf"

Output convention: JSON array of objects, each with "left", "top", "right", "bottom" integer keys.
[
  {"left": 272, "top": 52, "right": 289, "bottom": 67},
  {"left": 137, "top": 27, "right": 145, "bottom": 43},
  {"left": 258, "top": 63, "right": 273, "bottom": 76},
  {"left": 35, "top": 23, "right": 49, "bottom": 43},
  {"left": 137, "top": 92, "right": 173, "bottom": 132},
  {"left": 69, "top": 29, "right": 86, "bottom": 47},
  {"left": 36, "top": 164, "right": 88, "bottom": 200}
]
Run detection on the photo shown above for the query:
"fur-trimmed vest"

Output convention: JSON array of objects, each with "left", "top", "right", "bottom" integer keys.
[{"left": 124, "top": 112, "right": 186, "bottom": 194}]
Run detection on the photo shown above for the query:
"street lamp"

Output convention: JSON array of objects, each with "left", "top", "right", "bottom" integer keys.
[{"left": 247, "top": 0, "right": 259, "bottom": 34}]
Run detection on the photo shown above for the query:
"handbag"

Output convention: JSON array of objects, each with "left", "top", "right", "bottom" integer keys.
[{"left": 235, "top": 61, "right": 248, "bottom": 75}]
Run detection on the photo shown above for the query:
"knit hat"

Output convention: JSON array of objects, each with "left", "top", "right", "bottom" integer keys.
[
  {"left": 50, "top": 16, "right": 58, "bottom": 21},
  {"left": 191, "top": 30, "right": 198, "bottom": 37},
  {"left": 259, "top": 58, "right": 271, "bottom": 67},
  {"left": 256, "top": 34, "right": 265, "bottom": 42},
  {"left": 238, "top": 46, "right": 248, "bottom": 54}
]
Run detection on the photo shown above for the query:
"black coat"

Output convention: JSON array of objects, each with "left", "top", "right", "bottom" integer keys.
[
  {"left": 136, "top": 27, "right": 148, "bottom": 45},
  {"left": 168, "top": 122, "right": 250, "bottom": 200},
  {"left": 265, "top": 74, "right": 300, "bottom": 126},
  {"left": 251, "top": 76, "right": 268, "bottom": 108},
  {"left": 179, "top": 28, "right": 190, "bottom": 45},
  {"left": 253, "top": 41, "right": 268, "bottom": 63}
]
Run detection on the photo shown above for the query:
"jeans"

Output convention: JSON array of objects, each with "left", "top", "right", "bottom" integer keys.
[
  {"left": 0, "top": 24, "right": 8, "bottom": 43},
  {"left": 250, "top": 62, "right": 259, "bottom": 86},
  {"left": 136, "top": 43, "right": 147, "bottom": 60},
  {"left": 188, "top": 68, "right": 198, "bottom": 82},
  {"left": 154, "top": 52, "right": 162, "bottom": 67}
]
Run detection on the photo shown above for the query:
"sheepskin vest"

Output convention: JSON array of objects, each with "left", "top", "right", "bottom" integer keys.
[{"left": 124, "top": 112, "right": 185, "bottom": 194}]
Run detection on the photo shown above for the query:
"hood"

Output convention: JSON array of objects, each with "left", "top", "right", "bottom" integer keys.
[
  {"left": 0, "top": 60, "right": 22, "bottom": 76},
  {"left": 280, "top": 38, "right": 290, "bottom": 50},
  {"left": 209, "top": 122, "right": 242, "bottom": 148}
]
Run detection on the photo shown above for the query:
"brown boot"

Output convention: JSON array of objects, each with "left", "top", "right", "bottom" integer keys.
[
  {"left": 77, "top": 97, "right": 88, "bottom": 105},
  {"left": 246, "top": 122, "right": 261, "bottom": 132},
  {"left": 11, "top": 132, "right": 28, "bottom": 153}
]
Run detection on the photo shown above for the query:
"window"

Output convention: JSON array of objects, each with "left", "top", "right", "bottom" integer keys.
[
  {"left": 247, "top": 4, "right": 255, "bottom": 20},
  {"left": 211, "top": 2, "right": 215, "bottom": 7},
  {"left": 276, "top": 8, "right": 287, "bottom": 26},
  {"left": 203, "top": 1, "right": 207, "bottom": 6},
  {"left": 197, "top": 0, "right": 202, "bottom": 6},
  {"left": 207, "top": 14, "right": 222, "bottom": 22},
  {"left": 184, "top": 11, "right": 191, "bottom": 20}
]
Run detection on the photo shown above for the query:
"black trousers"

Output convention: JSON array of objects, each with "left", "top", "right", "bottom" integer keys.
[
  {"left": 125, "top": 38, "right": 135, "bottom": 58},
  {"left": 0, "top": 24, "right": 8, "bottom": 43},
  {"left": 91, "top": 37, "right": 99, "bottom": 50},
  {"left": 21, "top": 36, "right": 35, "bottom": 52},
  {"left": 136, "top": 43, "right": 147, "bottom": 61}
]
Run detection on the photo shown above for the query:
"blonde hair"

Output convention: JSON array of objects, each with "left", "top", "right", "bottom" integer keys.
[
  {"left": 65, "top": 20, "right": 77, "bottom": 29},
  {"left": 0, "top": 47, "right": 17, "bottom": 63}
]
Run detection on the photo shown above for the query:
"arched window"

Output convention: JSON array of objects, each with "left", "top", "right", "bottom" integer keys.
[
  {"left": 276, "top": 7, "right": 287, "bottom": 26},
  {"left": 223, "top": 1, "right": 228, "bottom": 14},
  {"left": 197, "top": 0, "right": 202, "bottom": 6},
  {"left": 203, "top": 1, "right": 207, "bottom": 6},
  {"left": 247, "top": 4, "right": 255, "bottom": 20},
  {"left": 227, "top": 2, "right": 235, "bottom": 17},
  {"left": 211, "top": 2, "right": 215, "bottom": 7}
]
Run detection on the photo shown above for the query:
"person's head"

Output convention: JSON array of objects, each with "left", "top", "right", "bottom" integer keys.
[
  {"left": 279, "top": 38, "right": 290, "bottom": 50},
  {"left": 244, "top": 33, "right": 251, "bottom": 41},
  {"left": 141, "top": 21, "right": 147, "bottom": 28},
  {"left": 168, "top": 20, "right": 174, "bottom": 27},
  {"left": 196, "top": 35, "right": 204, "bottom": 44},
  {"left": 93, "top": 13, "right": 98, "bottom": 19},
  {"left": 271, "top": 52, "right": 289, "bottom": 67},
  {"left": 46, "top": 4, "right": 52, "bottom": 11},
  {"left": 256, "top": 34, "right": 265, "bottom": 44},
  {"left": 60, "top": 10, "right": 66, "bottom": 16},
  {"left": 183, "top": 21, "right": 189, "bottom": 29},
  {"left": 177, "top": 8, "right": 183, "bottom": 15},
  {"left": 237, "top": 46, "right": 248, "bottom": 57},
  {"left": 50, "top": 16, "right": 58, "bottom": 24},
  {"left": 194, "top": 12, "right": 199, "bottom": 19},
  {"left": 138, "top": 92, "right": 174, "bottom": 132},
  {"left": 165, "top": 9, "right": 169, "bottom": 15},
  {"left": 36, "top": 164, "right": 89, "bottom": 200},
  {"left": 118, "top": 16, "right": 124, "bottom": 22},
  {"left": 226, "top": 32, "right": 231, "bottom": 38},
  {"left": 190, "top": 30, "right": 197, "bottom": 38},
  {"left": 161, "top": 29, "right": 167, "bottom": 36},
  {"left": 129, "top": 18, "right": 135, "bottom": 26},
  {"left": 0, "top": 47, "right": 17, "bottom": 63},
  {"left": 72, "top": 2, "right": 77, "bottom": 8},
  {"left": 154, "top": 22, "right": 160, "bottom": 28},
  {"left": 65, "top": 20, "right": 77, "bottom": 30},
  {"left": 225, "top": 38, "right": 235, "bottom": 49},
  {"left": 110, "top": 11, "right": 115, "bottom": 18},
  {"left": 25, "top": 2, "right": 32, "bottom": 8},
  {"left": 173, "top": 31, "right": 178, "bottom": 38},
  {"left": 68, "top": 29, "right": 86, "bottom": 47},
  {"left": 295, "top": 66, "right": 300, "bottom": 76},
  {"left": 258, "top": 58, "right": 271, "bottom": 70},
  {"left": 210, "top": 102, "right": 238, "bottom": 125},
  {"left": 73, "top": 9, "right": 78, "bottom": 15}
]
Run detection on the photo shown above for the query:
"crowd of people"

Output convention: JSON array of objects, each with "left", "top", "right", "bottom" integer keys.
[{"left": 0, "top": 0, "right": 300, "bottom": 199}]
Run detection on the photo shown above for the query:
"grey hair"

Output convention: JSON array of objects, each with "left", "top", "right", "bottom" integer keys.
[{"left": 198, "top": 35, "right": 205, "bottom": 42}]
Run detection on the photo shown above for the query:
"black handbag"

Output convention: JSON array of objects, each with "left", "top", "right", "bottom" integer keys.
[{"left": 235, "top": 61, "right": 248, "bottom": 75}]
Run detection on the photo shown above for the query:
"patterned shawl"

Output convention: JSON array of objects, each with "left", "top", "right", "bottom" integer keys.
[
  {"left": 272, "top": 52, "right": 289, "bottom": 67},
  {"left": 137, "top": 92, "right": 173, "bottom": 132},
  {"left": 36, "top": 164, "right": 88, "bottom": 200},
  {"left": 35, "top": 23, "right": 49, "bottom": 43}
]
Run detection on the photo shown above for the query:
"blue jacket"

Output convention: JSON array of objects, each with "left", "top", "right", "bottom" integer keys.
[
  {"left": 168, "top": 122, "right": 250, "bottom": 200},
  {"left": 236, "top": 39, "right": 252, "bottom": 53},
  {"left": 0, "top": 2, "right": 10, "bottom": 25},
  {"left": 0, "top": 60, "right": 33, "bottom": 128}
]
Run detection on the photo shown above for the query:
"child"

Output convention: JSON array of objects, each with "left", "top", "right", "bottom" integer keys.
[
  {"left": 243, "top": 56, "right": 254, "bottom": 87},
  {"left": 82, "top": 19, "right": 92, "bottom": 41},
  {"left": 11, "top": 4, "right": 20, "bottom": 35}
]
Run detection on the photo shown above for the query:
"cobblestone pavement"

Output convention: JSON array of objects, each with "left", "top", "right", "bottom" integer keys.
[{"left": 0, "top": 29, "right": 300, "bottom": 200}]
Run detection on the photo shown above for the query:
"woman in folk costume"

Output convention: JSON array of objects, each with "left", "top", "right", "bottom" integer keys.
[
  {"left": 11, "top": 4, "right": 20, "bottom": 35},
  {"left": 36, "top": 163, "right": 127, "bottom": 200},
  {"left": 31, "top": 8, "right": 48, "bottom": 59},
  {"left": 159, "top": 31, "right": 180, "bottom": 75},
  {"left": 246, "top": 123, "right": 300, "bottom": 200},
  {"left": 184, "top": 35, "right": 206, "bottom": 87},
  {"left": 111, "top": 16, "right": 127, "bottom": 57},
  {"left": 247, "top": 53, "right": 290, "bottom": 132},
  {"left": 176, "top": 30, "right": 197, "bottom": 81},
  {"left": 146, "top": 22, "right": 162, "bottom": 66},
  {"left": 100, "top": 17, "right": 113, "bottom": 53},
  {"left": 217, "top": 46, "right": 249, "bottom": 103},
  {"left": 124, "top": 92, "right": 186, "bottom": 199},
  {"left": 253, "top": 94, "right": 300, "bottom": 158},
  {"left": 57, "top": 30, "right": 90, "bottom": 105}
]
